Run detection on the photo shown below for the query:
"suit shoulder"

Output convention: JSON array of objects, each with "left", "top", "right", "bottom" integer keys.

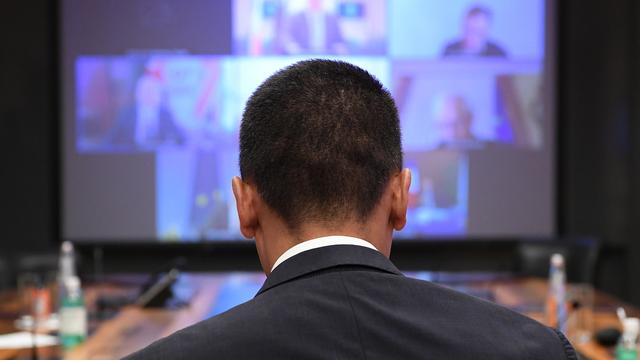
[
  {"left": 486, "top": 41, "right": 508, "bottom": 56},
  {"left": 442, "top": 40, "right": 463, "bottom": 55},
  {"left": 390, "top": 276, "right": 575, "bottom": 358},
  {"left": 123, "top": 298, "right": 268, "bottom": 360}
]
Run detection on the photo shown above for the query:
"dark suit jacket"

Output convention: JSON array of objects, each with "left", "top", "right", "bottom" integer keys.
[{"left": 124, "top": 245, "right": 577, "bottom": 359}]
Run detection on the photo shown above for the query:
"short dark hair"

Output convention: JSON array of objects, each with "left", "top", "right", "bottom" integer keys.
[
  {"left": 466, "top": 5, "right": 492, "bottom": 20},
  {"left": 239, "top": 59, "right": 402, "bottom": 231}
]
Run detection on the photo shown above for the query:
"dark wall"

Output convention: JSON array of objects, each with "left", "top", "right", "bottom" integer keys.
[
  {"left": 558, "top": 0, "right": 640, "bottom": 304},
  {"left": 0, "top": 1, "right": 639, "bottom": 304},
  {"left": 0, "top": 1, "right": 56, "bottom": 255}
]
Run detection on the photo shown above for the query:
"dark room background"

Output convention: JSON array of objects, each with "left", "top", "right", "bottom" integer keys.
[{"left": 1, "top": 0, "right": 639, "bottom": 305}]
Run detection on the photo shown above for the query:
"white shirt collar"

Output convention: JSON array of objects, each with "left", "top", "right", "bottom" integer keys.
[{"left": 271, "top": 235, "right": 378, "bottom": 272}]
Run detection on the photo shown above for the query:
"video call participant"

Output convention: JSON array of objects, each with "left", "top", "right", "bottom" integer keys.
[
  {"left": 281, "top": 0, "right": 347, "bottom": 54},
  {"left": 125, "top": 60, "right": 575, "bottom": 359},
  {"left": 107, "top": 73, "right": 185, "bottom": 148},
  {"left": 442, "top": 4, "right": 507, "bottom": 57},
  {"left": 432, "top": 93, "right": 482, "bottom": 149}
]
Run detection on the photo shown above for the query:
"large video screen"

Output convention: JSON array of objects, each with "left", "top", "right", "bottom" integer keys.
[{"left": 61, "top": 0, "right": 555, "bottom": 242}]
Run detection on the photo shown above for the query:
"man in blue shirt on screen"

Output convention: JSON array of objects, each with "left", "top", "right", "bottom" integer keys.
[{"left": 125, "top": 59, "right": 575, "bottom": 359}]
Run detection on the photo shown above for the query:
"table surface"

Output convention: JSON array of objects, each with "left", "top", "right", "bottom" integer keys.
[{"left": 0, "top": 273, "right": 637, "bottom": 360}]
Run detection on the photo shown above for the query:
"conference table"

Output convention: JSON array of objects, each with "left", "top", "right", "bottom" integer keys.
[{"left": 0, "top": 273, "right": 637, "bottom": 360}]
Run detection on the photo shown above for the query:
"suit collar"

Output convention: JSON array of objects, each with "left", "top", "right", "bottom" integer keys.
[
  {"left": 256, "top": 244, "right": 403, "bottom": 296},
  {"left": 271, "top": 236, "right": 377, "bottom": 272}
]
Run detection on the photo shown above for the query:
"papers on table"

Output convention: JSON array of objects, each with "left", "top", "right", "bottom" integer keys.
[{"left": 0, "top": 331, "right": 58, "bottom": 349}]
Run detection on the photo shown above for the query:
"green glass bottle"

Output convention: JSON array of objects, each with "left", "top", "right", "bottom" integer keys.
[
  {"left": 615, "top": 318, "right": 638, "bottom": 360},
  {"left": 59, "top": 276, "right": 87, "bottom": 349}
]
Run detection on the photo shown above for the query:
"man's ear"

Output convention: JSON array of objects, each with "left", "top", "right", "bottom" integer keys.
[
  {"left": 390, "top": 168, "right": 411, "bottom": 231},
  {"left": 232, "top": 176, "right": 259, "bottom": 239}
]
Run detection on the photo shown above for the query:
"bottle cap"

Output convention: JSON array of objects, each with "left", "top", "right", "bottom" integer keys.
[
  {"left": 61, "top": 241, "right": 74, "bottom": 254},
  {"left": 550, "top": 253, "right": 565, "bottom": 267},
  {"left": 622, "top": 317, "right": 639, "bottom": 338}
]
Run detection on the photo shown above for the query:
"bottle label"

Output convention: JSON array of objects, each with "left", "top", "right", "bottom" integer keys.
[
  {"left": 615, "top": 347, "right": 637, "bottom": 360},
  {"left": 60, "top": 306, "right": 87, "bottom": 336}
]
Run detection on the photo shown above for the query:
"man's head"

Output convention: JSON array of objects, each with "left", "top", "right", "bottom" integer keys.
[
  {"left": 232, "top": 60, "right": 411, "bottom": 273},
  {"left": 462, "top": 5, "right": 493, "bottom": 52}
]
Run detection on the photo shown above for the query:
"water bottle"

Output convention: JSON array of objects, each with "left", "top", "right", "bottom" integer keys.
[
  {"left": 59, "top": 276, "right": 87, "bottom": 349},
  {"left": 545, "top": 253, "right": 568, "bottom": 333},
  {"left": 616, "top": 317, "right": 639, "bottom": 360}
]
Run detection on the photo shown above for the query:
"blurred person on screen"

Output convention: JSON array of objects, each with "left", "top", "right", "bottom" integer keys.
[
  {"left": 124, "top": 60, "right": 575, "bottom": 360},
  {"left": 432, "top": 93, "right": 482, "bottom": 148},
  {"left": 108, "top": 72, "right": 185, "bottom": 148},
  {"left": 442, "top": 4, "right": 507, "bottom": 58},
  {"left": 280, "top": 0, "right": 347, "bottom": 54}
]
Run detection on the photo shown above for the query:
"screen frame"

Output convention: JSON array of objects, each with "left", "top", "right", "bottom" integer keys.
[{"left": 56, "top": 0, "right": 560, "bottom": 265}]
